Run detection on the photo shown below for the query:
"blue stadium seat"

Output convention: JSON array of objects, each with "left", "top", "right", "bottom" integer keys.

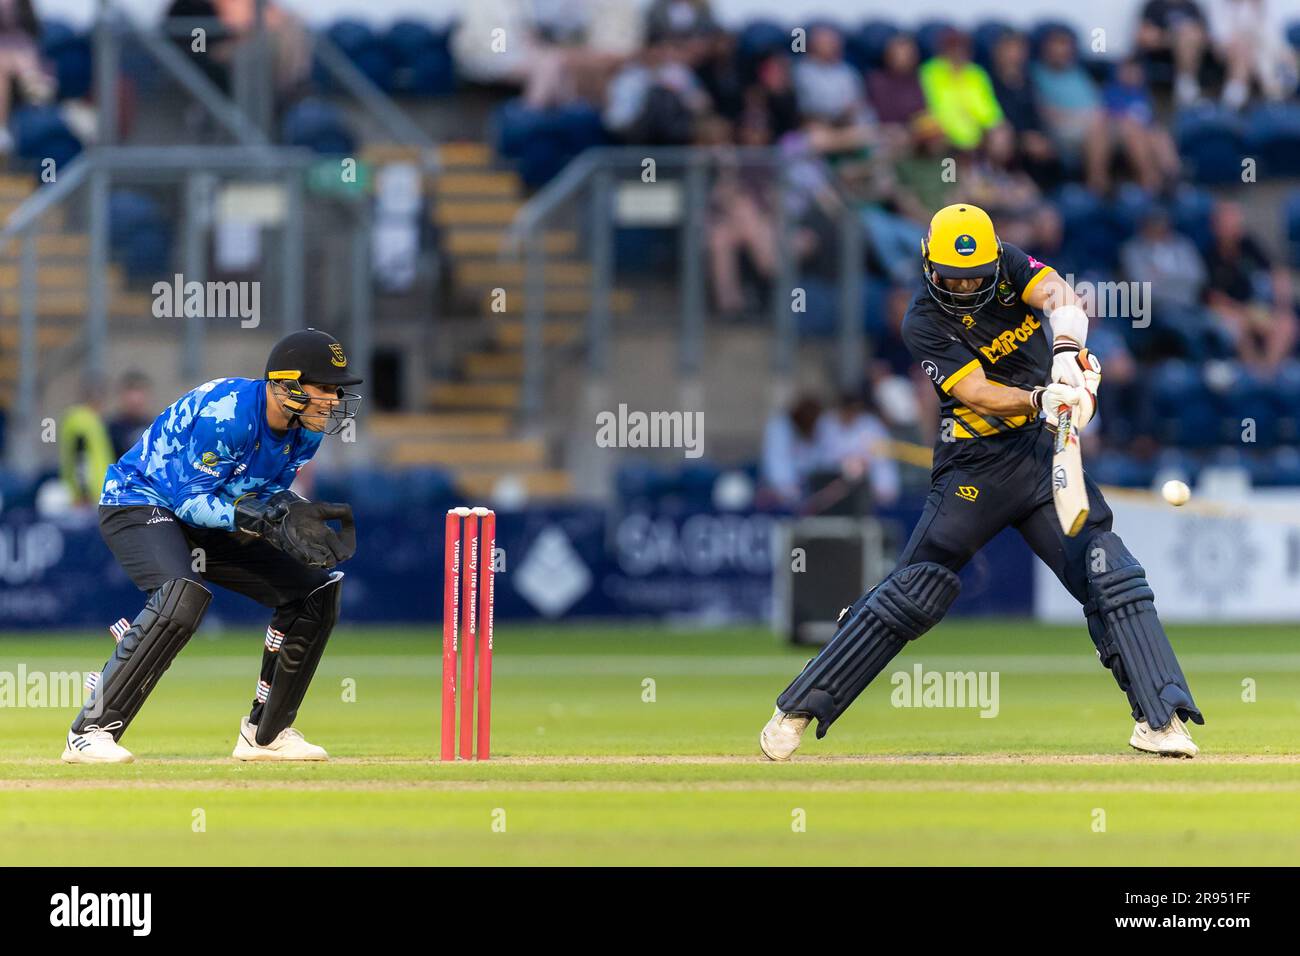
[
  {"left": 1219, "top": 363, "right": 1280, "bottom": 447},
  {"left": 1275, "top": 359, "right": 1300, "bottom": 443},
  {"left": 40, "top": 20, "right": 93, "bottom": 100},
  {"left": 972, "top": 20, "right": 1013, "bottom": 68},
  {"left": 1258, "top": 447, "right": 1300, "bottom": 486},
  {"left": 1243, "top": 103, "right": 1300, "bottom": 177},
  {"left": 1090, "top": 451, "right": 1154, "bottom": 488},
  {"left": 10, "top": 106, "right": 82, "bottom": 172},
  {"left": 1171, "top": 184, "right": 1215, "bottom": 253},
  {"left": 737, "top": 19, "right": 789, "bottom": 68},
  {"left": 848, "top": 20, "right": 900, "bottom": 72},
  {"left": 1174, "top": 106, "right": 1247, "bottom": 184},
  {"left": 1054, "top": 183, "right": 1126, "bottom": 271},
  {"left": 1285, "top": 190, "right": 1300, "bottom": 268},
  {"left": 108, "top": 190, "right": 172, "bottom": 279},
  {"left": 1154, "top": 448, "right": 1200, "bottom": 482},
  {"left": 492, "top": 100, "right": 605, "bottom": 188},
  {"left": 1150, "top": 360, "right": 1219, "bottom": 448},
  {"left": 1111, "top": 183, "right": 1156, "bottom": 242},
  {"left": 915, "top": 20, "right": 955, "bottom": 60},
  {"left": 384, "top": 20, "right": 455, "bottom": 95},
  {"left": 322, "top": 19, "right": 395, "bottom": 92},
  {"left": 1030, "top": 20, "right": 1079, "bottom": 57},
  {"left": 281, "top": 99, "right": 356, "bottom": 155}
]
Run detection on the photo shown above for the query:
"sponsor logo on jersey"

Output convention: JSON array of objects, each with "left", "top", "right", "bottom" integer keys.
[
  {"left": 979, "top": 313, "right": 1042, "bottom": 364},
  {"left": 922, "top": 360, "right": 944, "bottom": 384},
  {"left": 955, "top": 485, "right": 980, "bottom": 502},
  {"left": 200, "top": 451, "right": 218, "bottom": 466}
]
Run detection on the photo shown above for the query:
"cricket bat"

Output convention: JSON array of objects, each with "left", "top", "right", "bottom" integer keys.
[{"left": 1052, "top": 405, "right": 1089, "bottom": 537}]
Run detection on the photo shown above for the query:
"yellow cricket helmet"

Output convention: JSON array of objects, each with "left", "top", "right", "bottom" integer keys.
[{"left": 920, "top": 203, "right": 1003, "bottom": 317}]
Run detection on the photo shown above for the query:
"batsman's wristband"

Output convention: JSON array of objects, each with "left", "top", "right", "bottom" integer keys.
[{"left": 1030, "top": 386, "right": 1046, "bottom": 412}]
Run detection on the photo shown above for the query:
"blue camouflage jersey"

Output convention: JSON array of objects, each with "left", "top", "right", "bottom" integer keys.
[{"left": 100, "top": 377, "right": 322, "bottom": 530}]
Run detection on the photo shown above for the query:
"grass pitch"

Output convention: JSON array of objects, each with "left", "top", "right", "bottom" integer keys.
[{"left": 1, "top": 621, "right": 1298, "bottom": 865}]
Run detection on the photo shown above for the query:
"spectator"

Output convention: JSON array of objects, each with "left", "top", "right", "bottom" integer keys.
[
  {"left": 694, "top": 29, "right": 744, "bottom": 121},
  {"left": 988, "top": 31, "right": 1063, "bottom": 190},
  {"left": 604, "top": 41, "right": 710, "bottom": 144},
  {"left": 213, "top": 0, "right": 311, "bottom": 94},
  {"left": 1032, "top": 28, "right": 1114, "bottom": 195},
  {"left": 1209, "top": 0, "right": 1298, "bottom": 108},
  {"left": 866, "top": 34, "right": 927, "bottom": 132},
  {"left": 454, "top": 0, "right": 639, "bottom": 108},
  {"left": 759, "top": 393, "right": 823, "bottom": 506},
  {"left": 1103, "top": 57, "right": 1181, "bottom": 192},
  {"left": 793, "top": 24, "right": 878, "bottom": 155},
  {"left": 918, "top": 29, "right": 1004, "bottom": 152},
  {"left": 59, "top": 378, "right": 114, "bottom": 509},
  {"left": 737, "top": 52, "right": 800, "bottom": 144},
  {"left": 0, "top": 0, "right": 52, "bottom": 152},
  {"left": 814, "top": 390, "right": 901, "bottom": 507},
  {"left": 645, "top": 0, "right": 717, "bottom": 45},
  {"left": 166, "top": 0, "right": 236, "bottom": 93},
  {"left": 1120, "top": 207, "right": 1230, "bottom": 360},
  {"left": 1203, "top": 201, "right": 1298, "bottom": 373},
  {"left": 1135, "top": 0, "right": 1210, "bottom": 105},
  {"left": 107, "top": 371, "right": 156, "bottom": 459}
]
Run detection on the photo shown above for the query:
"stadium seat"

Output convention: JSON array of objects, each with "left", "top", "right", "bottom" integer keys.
[
  {"left": 915, "top": 20, "right": 955, "bottom": 60},
  {"left": 848, "top": 20, "right": 899, "bottom": 73},
  {"left": 1089, "top": 451, "right": 1153, "bottom": 488},
  {"left": 322, "top": 19, "right": 396, "bottom": 92},
  {"left": 1218, "top": 363, "right": 1280, "bottom": 448},
  {"left": 492, "top": 100, "right": 605, "bottom": 188},
  {"left": 384, "top": 20, "right": 455, "bottom": 96},
  {"left": 1258, "top": 447, "right": 1300, "bottom": 486},
  {"left": 736, "top": 19, "right": 789, "bottom": 73},
  {"left": 10, "top": 106, "right": 82, "bottom": 172},
  {"left": 1275, "top": 360, "right": 1300, "bottom": 442},
  {"left": 108, "top": 190, "right": 172, "bottom": 279},
  {"left": 1110, "top": 183, "right": 1156, "bottom": 242},
  {"left": 971, "top": 20, "right": 1013, "bottom": 68},
  {"left": 1171, "top": 184, "right": 1215, "bottom": 253},
  {"left": 1054, "top": 183, "right": 1126, "bottom": 272},
  {"left": 1174, "top": 106, "right": 1247, "bottom": 184},
  {"left": 40, "top": 20, "right": 93, "bottom": 101},
  {"left": 281, "top": 98, "right": 357, "bottom": 155},
  {"left": 1243, "top": 103, "right": 1300, "bottom": 177},
  {"left": 1029, "top": 20, "right": 1079, "bottom": 57},
  {"left": 1150, "top": 360, "right": 1219, "bottom": 448}
]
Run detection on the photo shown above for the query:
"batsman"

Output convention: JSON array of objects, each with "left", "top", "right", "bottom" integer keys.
[
  {"left": 761, "top": 203, "right": 1203, "bottom": 760},
  {"left": 63, "top": 328, "right": 362, "bottom": 764}
]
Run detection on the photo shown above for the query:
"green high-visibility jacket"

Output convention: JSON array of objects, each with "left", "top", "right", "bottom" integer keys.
[{"left": 60, "top": 404, "right": 114, "bottom": 506}]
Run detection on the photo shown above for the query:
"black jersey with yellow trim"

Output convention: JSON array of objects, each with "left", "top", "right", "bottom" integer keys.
[{"left": 902, "top": 242, "right": 1054, "bottom": 448}]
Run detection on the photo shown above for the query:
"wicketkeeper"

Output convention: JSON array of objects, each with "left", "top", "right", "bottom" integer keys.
[
  {"left": 761, "top": 203, "right": 1203, "bottom": 760},
  {"left": 63, "top": 328, "right": 362, "bottom": 764}
]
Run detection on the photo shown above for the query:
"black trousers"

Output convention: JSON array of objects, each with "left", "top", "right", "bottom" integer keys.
[
  {"left": 899, "top": 424, "right": 1113, "bottom": 604},
  {"left": 99, "top": 505, "right": 333, "bottom": 725}
]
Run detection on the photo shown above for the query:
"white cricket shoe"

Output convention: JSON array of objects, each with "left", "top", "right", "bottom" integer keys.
[
  {"left": 61, "top": 722, "right": 134, "bottom": 764},
  {"left": 1130, "top": 715, "right": 1199, "bottom": 758},
  {"left": 760, "top": 708, "right": 811, "bottom": 761},
  {"left": 232, "top": 716, "right": 328, "bottom": 761}
]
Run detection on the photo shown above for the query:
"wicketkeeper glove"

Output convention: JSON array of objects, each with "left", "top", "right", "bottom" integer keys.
[{"left": 234, "top": 492, "right": 357, "bottom": 569}]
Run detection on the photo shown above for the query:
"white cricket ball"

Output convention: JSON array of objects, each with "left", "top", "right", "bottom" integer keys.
[{"left": 1161, "top": 479, "right": 1191, "bottom": 507}]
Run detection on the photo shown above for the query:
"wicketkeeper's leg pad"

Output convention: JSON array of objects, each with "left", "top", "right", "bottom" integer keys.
[
  {"left": 256, "top": 572, "right": 343, "bottom": 745},
  {"left": 1084, "top": 531, "right": 1203, "bottom": 729},
  {"left": 73, "top": 577, "right": 212, "bottom": 738},
  {"left": 777, "top": 562, "right": 961, "bottom": 738}
]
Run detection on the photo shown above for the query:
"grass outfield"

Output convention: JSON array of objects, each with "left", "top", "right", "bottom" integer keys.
[{"left": 1, "top": 620, "right": 1298, "bottom": 865}]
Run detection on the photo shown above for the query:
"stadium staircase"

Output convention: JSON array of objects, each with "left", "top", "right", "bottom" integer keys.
[
  {"left": 0, "top": 173, "right": 154, "bottom": 412},
  {"left": 365, "top": 140, "right": 635, "bottom": 502}
]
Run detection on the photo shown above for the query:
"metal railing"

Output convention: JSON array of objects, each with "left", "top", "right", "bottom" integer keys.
[
  {"left": 504, "top": 146, "right": 866, "bottom": 424},
  {"left": 1, "top": 147, "right": 373, "bottom": 472}
]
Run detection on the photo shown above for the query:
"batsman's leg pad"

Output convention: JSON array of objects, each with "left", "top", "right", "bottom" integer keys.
[
  {"left": 73, "top": 577, "right": 212, "bottom": 738},
  {"left": 776, "top": 562, "right": 961, "bottom": 738},
  {"left": 256, "top": 572, "right": 342, "bottom": 745},
  {"left": 1084, "top": 532, "right": 1203, "bottom": 728}
]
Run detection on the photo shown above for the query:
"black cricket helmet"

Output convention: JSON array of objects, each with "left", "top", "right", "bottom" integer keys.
[{"left": 264, "top": 328, "right": 362, "bottom": 435}]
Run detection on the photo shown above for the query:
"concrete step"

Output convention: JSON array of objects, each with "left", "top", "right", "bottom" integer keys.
[
  {"left": 428, "top": 381, "right": 521, "bottom": 410},
  {"left": 0, "top": 201, "right": 64, "bottom": 229},
  {"left": 0, "top": 263, "right": 123, "bottom": 291},
  {"left": 434, "top": 200, "right": 522, "bottom": 227},
  {"left": 455, "top": 259, "right": 591, "bottom": 287},
  {"left": 455, "top": 468, "right": 573, "bottom": 500},
  {"left": 0, "top": 175, "right": 36, "bottom": 200},
  {"left": 0, "top": 289, "right": 155, "bottom": 317},
  {"left": 0, "top": 233, "right": 90, "bottom": 259},
  {"left": 463, "top": 351, "right": 524, "bottom": 379},
  {"left": 0, "top": 326, "right": 78, "bottom": 348},
  {"left": 493, "top": 318, "right": 581, "bottom": 347},
  {"left": 434, "top": 171, "right": 521, "bottom": 198},
  {"left": 478, "top": 287, "right": 633, "bottom": 315},
  {"left": 439, "top": 142, "right": 494, "bottom": 168},
  {"left": 366, "top": 411, "right": 512, "bottom": 439},
  {"left": 443, "top": 228, "right": 577, "bottom": 257},
  {"left": 390, "top": 436, "right": 546, "bottom": 468},
  {"left": 360, "top": 143, "right": 426, "bottom": 165}
]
